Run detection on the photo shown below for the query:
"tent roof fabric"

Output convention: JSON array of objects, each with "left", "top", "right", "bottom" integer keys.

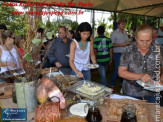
[{"left": 5, "top": 0, "right": 163, "bottom": 18}]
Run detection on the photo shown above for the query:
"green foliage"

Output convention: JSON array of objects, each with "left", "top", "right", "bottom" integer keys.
[
  {"left": 57, "top": 19, "right": 78, "bottom": 30},
  {"left": 36, "top": 18, "right": 78, "bottom": 38},
  {"left": 110, "top": 13, "right": 159, "bottom": 32},
  {"left": 95, "top": 18, "right": 111, "bottom": 37},
  {"left": 0, "top": 3, "right": 26, "bottom": 36},
  {"left": 71, "top": 21, "right": 78, "bottom": 30},
  {"left": 23, "top": 53, "right": 33, "bottom": 62}
]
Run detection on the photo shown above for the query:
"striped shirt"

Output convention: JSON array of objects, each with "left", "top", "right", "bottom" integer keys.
[{"left": 94, "top": 35, "right": 113, "bottom": 65}]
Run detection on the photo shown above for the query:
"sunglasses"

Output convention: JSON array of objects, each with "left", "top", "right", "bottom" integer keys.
[{"left": 10, "top": 37, "right": 15, "bottom": 40}]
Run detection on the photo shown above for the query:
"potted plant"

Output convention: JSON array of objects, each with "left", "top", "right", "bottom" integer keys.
[{"left": 13, "top": 12, "right": 51, "bottom": 112}]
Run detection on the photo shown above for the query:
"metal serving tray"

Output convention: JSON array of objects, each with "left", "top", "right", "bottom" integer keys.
[
  {"left": 0, "top": 69, "right": 25, "bottom": 79},
  {"left": 66, "top": 80, "right": 112, "bottom": 100}
]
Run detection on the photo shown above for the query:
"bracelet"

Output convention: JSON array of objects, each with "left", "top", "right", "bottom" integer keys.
[{"left": 76, "top": 71, "right": 80, "bottom": 77}]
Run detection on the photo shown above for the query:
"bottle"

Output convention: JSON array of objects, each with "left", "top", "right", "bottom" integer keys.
[
  {"left": 12, "top": 88, "right": 17, "bottom": 103},
  {"left": 86, "top": 104, "right": 102, "bottom": 122},
  {"left": 121, "top": 105, "right": 137, "bottom": 122}
]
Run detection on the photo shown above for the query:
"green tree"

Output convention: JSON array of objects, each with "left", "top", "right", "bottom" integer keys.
[
  {"left": 0, "top": 3, "right": 26, "bottom": 36},
  {"left": 56, "top": 19, "right": 78, "bottom": 30},
  {"left": 109, "top": 12, "right": 160, "bottom": 34},
  {"left": 94, "top": 18, "right": 112, "bottom": 37}
]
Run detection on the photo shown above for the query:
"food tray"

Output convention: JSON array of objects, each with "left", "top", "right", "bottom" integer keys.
[
  {"left": 66, "top": 80, "right": 112, "bottom": 100},
  {"left": 45, "top": 73, "right": 78, "bottom": 86},
  {"left": 41, "top": 67, "right": 58, "bottom": 75},
  {"left": 0, "top": 69, "right": 25, "bottom": 79},
  {"left": 104, "top": 98, "right": 153, "bottom": 122}
]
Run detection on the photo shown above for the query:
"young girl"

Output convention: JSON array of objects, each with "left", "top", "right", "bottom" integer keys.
[
  {"left": 69, "top": 22, "right": 97, "bottom": 80},
  {"left": 15, "top": 35, "right": 25, "bottom": 58}
]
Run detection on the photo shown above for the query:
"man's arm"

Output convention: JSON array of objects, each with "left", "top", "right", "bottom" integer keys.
[
  {"left": 113, "top": 43, "right": 127, "bottom": 47},
  {"left": 110, "top": 31, "right": 127, "bottom": 47},
  {"left": 109, "top": 48, "right": 113, "bottom": 64},
  {"left": 47, "top": 40, "right": 58, "bottom": 65},
  {"left": 93, "top": 38, "right": 97, "bottom": 60}
]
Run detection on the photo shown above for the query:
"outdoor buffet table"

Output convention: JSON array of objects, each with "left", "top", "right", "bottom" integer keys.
[
  {"left": 0, "top": 70, "right": 163, "bottom": 122},
  {"left": 0, "top": 96, "right": 162, "bottom": 122}
]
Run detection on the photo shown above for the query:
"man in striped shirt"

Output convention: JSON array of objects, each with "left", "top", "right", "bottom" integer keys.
[{"left": 94, "top": 25, "right": 113, "bottom": 86}]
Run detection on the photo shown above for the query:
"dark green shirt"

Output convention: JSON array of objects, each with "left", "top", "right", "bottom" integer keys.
[{"left": 94, "top": 35, "right": 113, "bottom": 65}]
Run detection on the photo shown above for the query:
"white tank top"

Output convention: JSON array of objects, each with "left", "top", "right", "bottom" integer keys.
[
  {"left": 73, "top": 39, "right": 90, "bottom": 71},
  {"left": 0, "top": 46, "right": 20, "bottom": 73}
]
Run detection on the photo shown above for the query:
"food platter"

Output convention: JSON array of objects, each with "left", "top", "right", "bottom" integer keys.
[
  {"left": 41, "top": 67, "right": 58, "bottom": 75},
  {"left": 136, "top": 80, "right": 163, "bottom": 92},
  {"left": 44, "top": 72, "right": 79, "bottom": 89},
  {"left": 0, "top": 69, "right": 25, "bottom": 83},
  {"left": 46, "top": 72, "right": 61, "bottom": 77},
  {"left": 66, "top": 80, "right": 112, "bottom": 100},
  {"left": 0, "top": 69, "right": 25, "bottom": 79},
  {"left": 86, "top": 64, "right": 99, "bottom": 69}
]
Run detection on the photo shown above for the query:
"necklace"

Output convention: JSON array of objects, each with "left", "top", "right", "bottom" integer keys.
[{"left": 79, "top": 41, "right": 88, "bottom": 51}]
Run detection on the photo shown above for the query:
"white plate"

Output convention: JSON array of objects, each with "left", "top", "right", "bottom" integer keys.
[
  {"left": 110, "top": 94, "right": 138, "bottom": 100},
  {"left": 87, "top": 64, "right": 99, "bottom": 69},
  {"left": 69, "top": 103, "right": 88, "bottom": 117},
  {"left": 136, "top": 80, "right": 163, "bottom": 92},
  {"left": 144, "top": 87, "right": 163, "bottom": 92}
]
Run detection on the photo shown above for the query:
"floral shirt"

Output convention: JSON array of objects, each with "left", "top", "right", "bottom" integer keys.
[{"left": 119, "top": 42, "right": 163, "bottom": 97}]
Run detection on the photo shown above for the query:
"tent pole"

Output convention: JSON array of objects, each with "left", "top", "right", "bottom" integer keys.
[
  {"left": 113, "top": 11, "right": 117, "bottom": 30},
  {"left": 158, "top": 18, "right": 160, "bottom": 28},
  {"left": 76, "top": 8, "right": 78, "bottom": 22},
  {"left": 91, "top": 10, "right": 95, "bottom": 37},
  {"left": 145, "top": 16, "right": 147, "bottom": 24},
  {"left": 114, "top": 11, "right": 117, "bottom": 22}
]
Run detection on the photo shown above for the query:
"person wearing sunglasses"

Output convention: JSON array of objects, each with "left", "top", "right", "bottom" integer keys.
[
  {"left": 0, "top": 24, "right": 7, "bottom": 45},
  {"left": 0, "top": 30, "right": 22, "bottom": 73}
]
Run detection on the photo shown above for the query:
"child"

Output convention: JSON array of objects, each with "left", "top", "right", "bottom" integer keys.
[{"left": 15, "top": 35, "right": 25, "bottom": 58}]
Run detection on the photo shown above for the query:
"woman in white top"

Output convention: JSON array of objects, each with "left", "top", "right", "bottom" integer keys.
[
  {"left": 69, "top": 22, "right": 97, "bottom": 80},
  {"left": 0, "top": 30, "right": 22, "bottom": 73}
]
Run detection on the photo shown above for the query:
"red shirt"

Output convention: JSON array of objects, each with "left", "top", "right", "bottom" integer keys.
[{"left": 19, "top": 48, "right": 24, "bottom": 57}]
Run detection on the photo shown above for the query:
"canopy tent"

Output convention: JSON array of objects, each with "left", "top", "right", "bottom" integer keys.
[{"left": 6, "top": 0, "right": 163, "bottom": 18}]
